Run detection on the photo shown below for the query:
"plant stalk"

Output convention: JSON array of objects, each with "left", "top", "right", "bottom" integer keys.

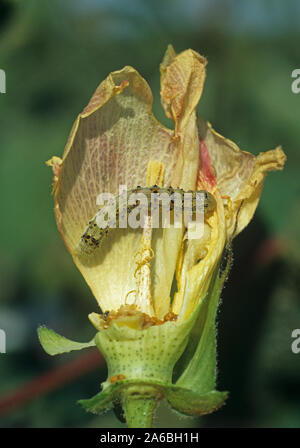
[{"left": 120, "top": 385, "right": 161, "bottom": 428}]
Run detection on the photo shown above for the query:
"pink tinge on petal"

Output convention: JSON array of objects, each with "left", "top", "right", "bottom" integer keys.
[{"left": 197, "top": 139, "right": 217, "bottom": 190}]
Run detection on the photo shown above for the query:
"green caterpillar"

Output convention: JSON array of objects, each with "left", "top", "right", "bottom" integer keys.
[{"left": 76, "top": 185, "right": 216, "bottom": 255}]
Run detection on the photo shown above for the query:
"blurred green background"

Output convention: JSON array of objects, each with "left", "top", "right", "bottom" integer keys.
[{"left": 0, "top": 0, "right": 300, "bottom": 428}]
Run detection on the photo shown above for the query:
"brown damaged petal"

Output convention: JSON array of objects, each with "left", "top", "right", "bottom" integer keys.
[
  {"left": 197, "top": 117, "right": 286, "bottom": 239},
  {"left": 90, "top": 305, "right": 178, "bottom": 331},
  {"left": 160, "top": 46, "right": 207, "bottom": 190}
]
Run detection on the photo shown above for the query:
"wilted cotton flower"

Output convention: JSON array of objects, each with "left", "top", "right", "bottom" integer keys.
[{"left": 39, "top": 45, "right": 286, "bottom": 427}]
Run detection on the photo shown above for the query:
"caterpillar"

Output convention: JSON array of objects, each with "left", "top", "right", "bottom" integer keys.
[{"left": 76, "top": 185, "right": 216, "bottom": 255}]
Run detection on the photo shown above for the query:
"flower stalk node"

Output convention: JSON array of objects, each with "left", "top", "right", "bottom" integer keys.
[{"left": 120, "top": 384, "right": 162, "bottom": 428}]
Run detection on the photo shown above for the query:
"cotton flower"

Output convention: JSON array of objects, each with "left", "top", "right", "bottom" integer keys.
[{"left": 41, "top": 45, "right": 286, "bottom": 427}]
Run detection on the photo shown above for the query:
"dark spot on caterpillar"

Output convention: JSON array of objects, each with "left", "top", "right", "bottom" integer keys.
[{"left": 151, "top": 185, "right": 159, "bottom": 193}]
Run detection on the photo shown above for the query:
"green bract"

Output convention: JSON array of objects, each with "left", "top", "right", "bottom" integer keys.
[{"left": 38, "top": 259, "right": 229, "bottom": 427}]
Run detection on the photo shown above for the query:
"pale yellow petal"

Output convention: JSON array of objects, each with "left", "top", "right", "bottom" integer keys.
[
  {"left": 160, "top": 47, "right": 207, "bottom": 189},
  {"left": 172, "top": 192, "right": 226, "bottom": 320},
  {"left": 232, "top": 146, "right": 286, "bottom": 237},
  {"left": 52, "top": 66, "right": 184, "bottom": 310},
  {"left": 54, "top": 67, "right": 183, "bottom": 253}
]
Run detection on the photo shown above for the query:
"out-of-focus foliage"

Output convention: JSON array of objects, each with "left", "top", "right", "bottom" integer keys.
[{"left": 0, "top": 0, "right": 299, "bottom": 427}]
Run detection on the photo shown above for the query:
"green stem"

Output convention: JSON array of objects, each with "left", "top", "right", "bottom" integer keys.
[{"left": 120, "top": 385, "right": 161, "bottom": 428}]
